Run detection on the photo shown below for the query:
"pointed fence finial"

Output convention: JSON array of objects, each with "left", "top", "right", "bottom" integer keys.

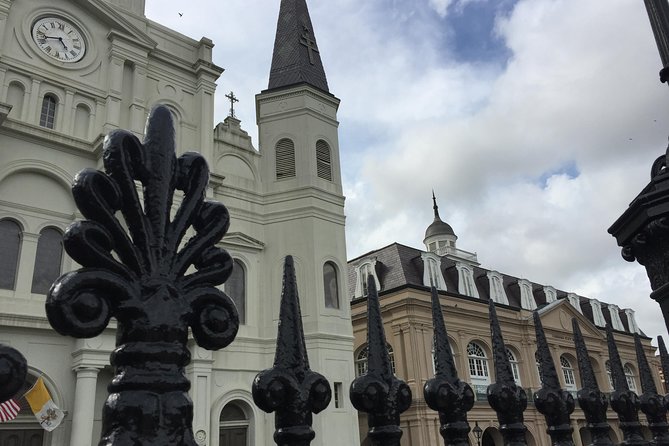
[
  {"left": 635, "top": 334, "right": 669, "bottom": 445},
  {"left": 658, "top": 336, "right": 669, "bottom": 394},
  {"left": 350, "top": 276, "right": 412, "bottom": 446},
  {"left": 487, "top": 300, "right": 528, "bottom": 446},
  {"left": 252, "top": 256, "right": 331, "bottom": 446},
  {"left": 423, "top": 287, "right": 474, "bottom": 446},
  {"left": 533, "top": 312, "right": 574, "bottom": 446},
  {"left": 606, "top": 324, "right": 648, "bottom": 445},
  {"left": 0, "top": 344, "right": 27, "bottom": 402},
  {"left": 572, "top": 319, "right": 613, "bottom": 446}
]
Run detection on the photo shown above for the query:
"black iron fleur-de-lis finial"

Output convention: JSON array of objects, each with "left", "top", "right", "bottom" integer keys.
[
  {"left": 0, "top": 344, "right": 27, "bottom": 403},
  {"left": 350, "top": 276, "right": 412, "bottom": 446},
  {"left": 659, "top": 336, "right": 669, "bottom": 394},
  {"left": 423, "top": 287, "right": 474, "bottom": 446},
  {"left": 487, "top": 300, "right": 528, "bottom": 446},
  {"left": 252, "top": 256, "right": 331, "bottom": 446},
  {"left": 572, "top": 319, "right": 613, "bottom": 446},
  {"left": 635, "top": 334, "right": 669, "bottom": 445},
  {"left": 45, "top": 105, "right": 239, "bottom": 445},
  {"left": 606, "top": 325, "right": 648, "bottom": 446},
  {"left": 533, "top": 312, "right": 574, "bottom": 446}
]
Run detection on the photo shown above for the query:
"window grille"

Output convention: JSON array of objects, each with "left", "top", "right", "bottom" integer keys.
[
  {"left": 275, "top": 138, "right": 296, "bottom": 179},
  {"left": 467, "top": 342, "right": 489, "bottom": 383}
]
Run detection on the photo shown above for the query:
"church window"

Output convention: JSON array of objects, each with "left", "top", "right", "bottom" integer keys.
[
  {"left": 467, "top": 342, "right": 489, "bottom": 385},
  {"left": 219, "top": 402, "right": 249, "bottom": 446},
  {"left": 316, "top": 140, "right": 332, "bottom": 181},
  {"left": 323, "top": 261, "right": 339, "bottom": 309},
  {"left": 39, "top": 94, "right": 57, "bottom": 129},
  {"left": 73, "top": 104, "right": 91, "bottom": 139},
  {"left": 608, "top": 304, "right": 625, "bottom": 331},
  {"left": 590, "top": 299, "right": 606, "bottom": 327},
  {"left": 31, "top": 227, "right": 63, "bottom": 294},
  {"left": 6, "top": 81, "right": 25, "bottom": 119},
  {"left": 275, "top": 138, "right": 296, "bottom": 179},
  {"left": 226, "top": 259, "right": 246, "bottom": 324},
  {"left": 507, "top": 348, "right": 521, "bottom": 385},
  {"left": 456, "top": 263, "right": 479, "bottom": 298},
  {"left": 624, "top": 364, "right": 637, "bottom": 392},
  {"left": 518, "top": 279, "right": 536, "bottom": 310},
  {"left": 355, "top": 344, "right": 396, "bottom": 377},
  {"left": 560, "top": 355, "right": 577, "bottom": 391},
  {"left": 487, "top": 271, "right": 508, "bottom": 305},
  {"left": 421, "top": 253, "right": 446, "bottom": 290},
  {"left": 0, "top": 219, "right": 21, "bottom": 290}
]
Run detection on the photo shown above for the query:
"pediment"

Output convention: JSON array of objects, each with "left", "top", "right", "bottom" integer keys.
[
  {"left": 74, "top": 0, "right": 156, "bottom": 50},
  {"left": 532, "top": 299, "right": 605, "bottom": 342},
  {"left": 220, "top": 232, "right": 265, "bottom": 252}
]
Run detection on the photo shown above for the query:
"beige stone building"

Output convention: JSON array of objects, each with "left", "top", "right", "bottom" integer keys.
[{"left": 348, "top": 198, "right": 660, "bottom": 446}]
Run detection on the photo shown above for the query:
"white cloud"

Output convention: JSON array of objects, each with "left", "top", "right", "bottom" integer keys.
[{"left": 428, "top": 0, "right": 454, "bottom": 17}]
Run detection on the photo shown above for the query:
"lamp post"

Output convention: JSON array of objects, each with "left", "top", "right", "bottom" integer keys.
[{"left": 473, "top": 421, "right": 483, "bottom": 446}]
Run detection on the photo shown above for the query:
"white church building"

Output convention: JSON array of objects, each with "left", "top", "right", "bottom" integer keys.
[{"left": 0, "top": 0, "right": 359, "bottom": 445}]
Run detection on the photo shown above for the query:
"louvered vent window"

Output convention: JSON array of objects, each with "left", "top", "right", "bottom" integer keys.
[
  {"left": 275, "top": 138, "right": 296, "bottom": 179},
  {"left": 316, "top": 140, "right": 332, "bottom": 181}
]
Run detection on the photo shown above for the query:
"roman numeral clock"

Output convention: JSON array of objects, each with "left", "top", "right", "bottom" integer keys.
[{"left": 31, "top": 16, "right": 86, "bottom": 63}]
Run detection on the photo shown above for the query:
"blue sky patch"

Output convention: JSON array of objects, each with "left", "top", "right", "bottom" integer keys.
[{"left": 535, "top": 161, "right": 580, "bottom": 189}]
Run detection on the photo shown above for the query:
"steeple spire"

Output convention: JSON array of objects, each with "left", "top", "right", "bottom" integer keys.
[
  {"left": 267, "top": 0, "right": 329, "bottom": 93},
  {"left": 432, "top": 190, "right": 441, "bottom": 221}
]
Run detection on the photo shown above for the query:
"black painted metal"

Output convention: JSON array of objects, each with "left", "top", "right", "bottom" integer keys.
[
  {"left": 606, "top": 325, "right": 649, "bottom": 446},
  {"left": 572, "top": 319, "right": 614, "bottom": 446},
  {"left": 634, "top": 334, "right": 669, "bottom": 445},
  {"left": 423, "top": 286, "right": 474, "bottom": 446},
  {"left": 45, "top": 105, "right": 239, "bottom": 446},
  {"left": 0, "top": 344, "right": 27, "bottom": 402},
  {"left": 252, "top": 256, "right": 331, "bottom": 446},
  {"left": 533, "top": 312, "right": 574, "bottom": 446},
  {"left": 487, "top": 300, "right": 528, "bottom": 446},
  {"left": 644, "top": 0, "right": 669, "bottom": 82},
  {"left": 350, "top": 276, "right": 412, "bottom": 446},
  {"left": 658, "top": 336, "right": 669, "bottom": 393}
]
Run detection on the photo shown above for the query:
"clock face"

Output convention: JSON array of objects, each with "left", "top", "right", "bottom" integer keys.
[{"left": 31, "top": 17, "right": 86, "bottom": 63}]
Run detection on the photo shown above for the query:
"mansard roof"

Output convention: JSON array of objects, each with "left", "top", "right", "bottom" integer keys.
[
  {"left": 348, "top": 242, "right": 641, "bottom": 336},
  {"left": 267, "top": 0, "right": 330, "bottom": 93}
]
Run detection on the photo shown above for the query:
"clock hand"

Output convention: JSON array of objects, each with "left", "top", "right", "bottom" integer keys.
[{"left": 58, "top": 37, "right": 68, "bottom": 51}]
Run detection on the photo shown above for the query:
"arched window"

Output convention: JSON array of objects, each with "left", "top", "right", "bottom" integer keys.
[
  {"left": 275, "top": 138, "right": 296, "bottom": 179},
  {"left": 6, "top": 81, "right": 25, "bottom": 119},
  {"left": 226, "top": 259, "right": 246, "bottom": 324},
  {"left": 456, "top": 263, "right": 479, "bottom": 298},
  {"left": 39, "top": 94, "right": 57, "bottom": 129},
  {"left": 323, "top": 261, "right": 339, "bottom": 309},
  {"left": 560, "top": 355, "right": 576, "bottom": 391},
  {"left": 506, "top": 348, "right": 521, "bottom": 385},
  {"left": 624, "top": 364, "right": 637, "bottom": 392},
  {"left": 316, "top": 140, "right": 332, "bottom": 181},
  {"left": 355, "top": 344, "right": 396, "bottom": 377},
  {"left": 73, "top": 103, "right": 91, "bottom": 139},
  {"left": 219, "top": 402, "right": 249, "bottom": 446},
  {"left": 467, "top": 342, "right": 489, "bottom": 385},
  {"left": 0, "top": 220, "right": 21, "bottom": 290},
  {"left": 31, "top": 227, "right": 63, "bottom": 294}
]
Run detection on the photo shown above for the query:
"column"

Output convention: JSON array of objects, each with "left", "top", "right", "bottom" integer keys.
[
  {"left": 187, "top": 344, "right": 213, "bottom": 445},
  {"left": 104, "top": 54, "right": 124, "bottom": 132},
  {"left": 27, "top": 79, "right": 41, "bottom": 126},
  {"left": 129, "top": 62, "right": 147, "bottom": 134},
  {"left": 60, "top": 89, "right": 74, "bottom": 134},
  {"left": 15, "top": 232, "right": 39, "bottom": 296},
  {"left": 69, "top": 367, "right": 100, "bottom": 446}
]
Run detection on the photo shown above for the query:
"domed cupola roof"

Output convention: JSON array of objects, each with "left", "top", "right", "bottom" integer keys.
[{"left": 424, "top": 192, "right": 456, "bottom": 240}]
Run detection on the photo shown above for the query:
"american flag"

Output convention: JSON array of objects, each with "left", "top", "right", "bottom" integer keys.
[{"left": 0, "top": 399, "right": 20, "bottom": 422}]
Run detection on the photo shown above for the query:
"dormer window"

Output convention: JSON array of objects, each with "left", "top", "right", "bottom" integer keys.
[
  {"left": 589, "top": 299, "right": 606, "bottom": 327},
  {"left": 486, "top": 271, "right": 508, "bottom": 305},
  {"left": 455, "top": 262, "right": 479, "bottom": 298},
  {"left": 567, "top": 293, "right": 582, "bottom": 313},
  {"left": 421, "top": 253, "right": 446, "bottom": 290},
  {"left": 354, "top": 259, "right": 380, "bottom": 299},
  {"left": 543, "top": 286, "right": 557, "bottom": 303},
  {"left": 624, "top": 309, "right": 640, "bottom": 334},
  {"left": 518, "top": 279, "right": 536, "bottom": 310},
  {"left": 608, "top": 305, "right": 625, "bottom": 331}
]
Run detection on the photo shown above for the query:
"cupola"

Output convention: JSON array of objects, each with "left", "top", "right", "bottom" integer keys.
[{"left": 423, "top": 192, "right": 457, "bottom": 253}]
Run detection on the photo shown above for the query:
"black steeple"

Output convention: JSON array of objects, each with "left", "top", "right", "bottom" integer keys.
[{"left": 267, "top": 0, "right": 329, "bottom": 93}]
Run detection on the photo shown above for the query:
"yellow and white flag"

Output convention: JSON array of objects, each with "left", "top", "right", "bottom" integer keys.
[{"left": 24, "top": 377, "right": 64, "bottom": 431}]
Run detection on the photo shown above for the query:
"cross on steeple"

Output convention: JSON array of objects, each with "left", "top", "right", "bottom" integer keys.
[
  {"left": 225, "top": 91, "right": 239, "bottom": 118},
  {"left": 299, "top": 25, "right": 319, "bottom": 65}
]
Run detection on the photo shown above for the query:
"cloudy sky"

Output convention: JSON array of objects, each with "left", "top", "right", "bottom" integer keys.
[{"left": 145, "top": 0, "right": 669, "bottom": 345}]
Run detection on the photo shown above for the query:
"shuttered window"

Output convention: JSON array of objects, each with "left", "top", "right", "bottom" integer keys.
[
  {"left": 316, "top": 140, "right": 332, "bottom": 181},
  {"left": 275, "top": 138, "right": 296, "bottom": 179}
]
